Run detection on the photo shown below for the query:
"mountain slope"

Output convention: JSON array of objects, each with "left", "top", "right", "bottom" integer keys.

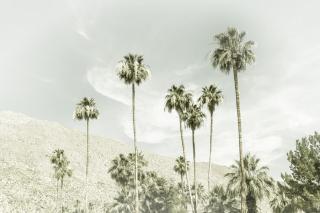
[{"left": 0, "top": 111, "right": 229, "bottom": 212}]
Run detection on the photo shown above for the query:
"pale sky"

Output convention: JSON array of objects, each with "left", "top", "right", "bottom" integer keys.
[{"left": 1, "top": 0, "right": 320, "bottom": 178}]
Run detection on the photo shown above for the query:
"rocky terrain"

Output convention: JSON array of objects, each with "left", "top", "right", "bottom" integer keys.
[{"left": 0, "top": 111, "right": 229, "bottom": 212}]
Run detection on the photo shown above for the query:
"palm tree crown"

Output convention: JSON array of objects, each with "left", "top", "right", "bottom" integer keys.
[
  {"left": 116, "top": 54, "right": 150, "bottom": 85},
  {"left": 108, "top": 153, "right": 148, "bottom": 189},
  {"left": 225, "top": 154, "right": 274, "bottom": 212},
  {"left": 50, "top": 149, "right": 72, "bottom": 182},
  {"left": 198, "top": 85, "right": 223, "bottom": 114},
  {"left": 164, "top": 85, "right": 193, "bottom": 115},
  {"left": 210, "top": 27, "right": 255, "bottom": 73},
  {"left": 174, "top": 156, "right": 189, "bottom": 177},
  {"left": 73, "top": 97, "right": 99, "bottom": 121},
  {"left": 185, "top": 104, "right": 206, "bottom": 131}
]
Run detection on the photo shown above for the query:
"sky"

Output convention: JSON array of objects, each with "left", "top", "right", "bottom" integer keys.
[{"left": 1, "top": 0, "right": 320, "bottom": 178}]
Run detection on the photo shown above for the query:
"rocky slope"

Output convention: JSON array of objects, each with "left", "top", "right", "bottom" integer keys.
[{"left": 0, "top": 111, "right": 229, "bottom": 212}]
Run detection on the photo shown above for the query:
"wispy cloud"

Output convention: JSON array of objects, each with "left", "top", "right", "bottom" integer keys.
[
  {"left": 77, "top": 29, "right": 90, "bottom": 41},
  {"left": 87, "top": 63, "right": 182, "bottom": 144},
  {"left": 87, "top": 66, "right": 130, "bottom": 105}
]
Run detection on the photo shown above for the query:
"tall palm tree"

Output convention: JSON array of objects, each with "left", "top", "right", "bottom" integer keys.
[
  {"left": 74, "top": 97, "right": 99, "bottom": 212},
  {"left": 116, "top": 53, "right": 150, "bottom": 213},
  {"left": 185, "top": 104, "right": 205, "bottom": 213},
  {"left": 225, "top": 154, "right": 274, "bottom": 213},
  {"left": 198, "top": 85, "right": 223, "bottom": 191},
  {"left": 174, "top": 156, "right": 189, "bottom": 186},
  {"left": 210, "top": 27, "right": 255, "bottom": 213},
  {"left": 204, "top": 185, "right": 239, "bottom": 213},
  {"left": 164, "top": 84, "right": 194, "bottom": 212},
  {"left": 50, "top": 149, "right": 72, "bottom": 212}
]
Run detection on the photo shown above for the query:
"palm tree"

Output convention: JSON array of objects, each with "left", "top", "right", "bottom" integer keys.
[
  {"left": 174, "top": 156, "right": 190, "bottom": 186},
  {"left": 198, "top": 85, "right": 223, "bottom": 191},
  {"left": 50, "top": 149, "right": 72, "bottom": 212},
  {"left": 74, "top": 97, "right": 99, "bottom": 212},
  {"left": 210, "top": 27, "right": 255, "bottom": 213},
  {"left": 270, "top": 182, "right": 299, "bottom": 213},
  {"left": 109, "top": 189, "right": 135, "bottom": 213},
  {"left": 108, "top": 154, "right": 132, "bottom": 188},
  {"left": 116, "top": 54, "right": 150, "bottom": 213},
  {"left": 164, "top": 84, "right": 194, "bottom": 212},
  {"left": 225, "top": 154, "right": 274, "bottom": 213},
  {"left": 270, "top": 191, "right": 290, "bottom": 213},
  {"left": 185, "top": 104, "right": 205, "bottom": 213},
  {"left": 108, "top": 152, "right": 148, "bottom": 189},
  {"left": 191, "top": 183, "right": 206, "bottom": 206},
  {"left": 204, "top": 185, "right": 239, "bottom": 213}
]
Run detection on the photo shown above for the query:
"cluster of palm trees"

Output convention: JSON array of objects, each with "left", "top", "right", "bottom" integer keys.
[
  {"left": 49, "top": 27, "right": 258, "bottom": 212},
  {"left": 109, "top": 27, "right": 256, "bottom": 213},
  {"left": 40, "top": 24, "right": 320, "bottom": 213},
  {"left": 172, "top": 153, "right": 275, "bottom": 212},
  {"left": 164, "top": 27, "right": 255, "bottom": 213},
  {"left": 165, "top": 84, "right": 223, "bottom": 213}
]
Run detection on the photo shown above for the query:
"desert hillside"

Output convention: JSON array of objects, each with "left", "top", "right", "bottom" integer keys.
[{"left": 0, "top": 111, "right": 229, "bottom": 212}]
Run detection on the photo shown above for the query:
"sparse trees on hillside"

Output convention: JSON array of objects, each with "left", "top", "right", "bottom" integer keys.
[
  {"left": 74, "top": 97, "right": 99, "bottom": 213},
  {"left": 116, "top": 53, "right": 150, "bottom": 213},
  {"left": 198, "top": 85, "right": 223, "bottom": 191},
  {"left": 225, "top": 154, "right": 274, "bottom": 213},
  {"left": 50, "top": 149, "right": 72, "bottom": 213},
  {"left": 210, "top": 27, "right": 255, "bottom": 213},
  {"left": 185, "top": 103, "right": 206, "bottom": 213}
]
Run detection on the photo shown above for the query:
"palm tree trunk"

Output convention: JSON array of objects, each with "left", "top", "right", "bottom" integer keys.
[
  {"left": 179, "top": 115, "right": 194, "bottom": 213},
  {"left": 192, "top": 130, "right": 197, "bottom": 213},
  {"left": 56, "top": 179, "right": 59, "bottom": 212},
  {"left": 132, "top": 83, "right": 139, "bottom": 213},
  {"left": 233, "top": 69, "right": 246, "bottom": 213},
  {"left": 61, "top": 178, "right": 64, "bottom": 213},
  {"left": 246, "top": 192, "right": 257, "bottom": 213},
  {"left": 207, "top": 111, "right": 213, "bottom": 191},
  {"left": 85, "top": 119, "right": 89, "bottom": 213}
]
